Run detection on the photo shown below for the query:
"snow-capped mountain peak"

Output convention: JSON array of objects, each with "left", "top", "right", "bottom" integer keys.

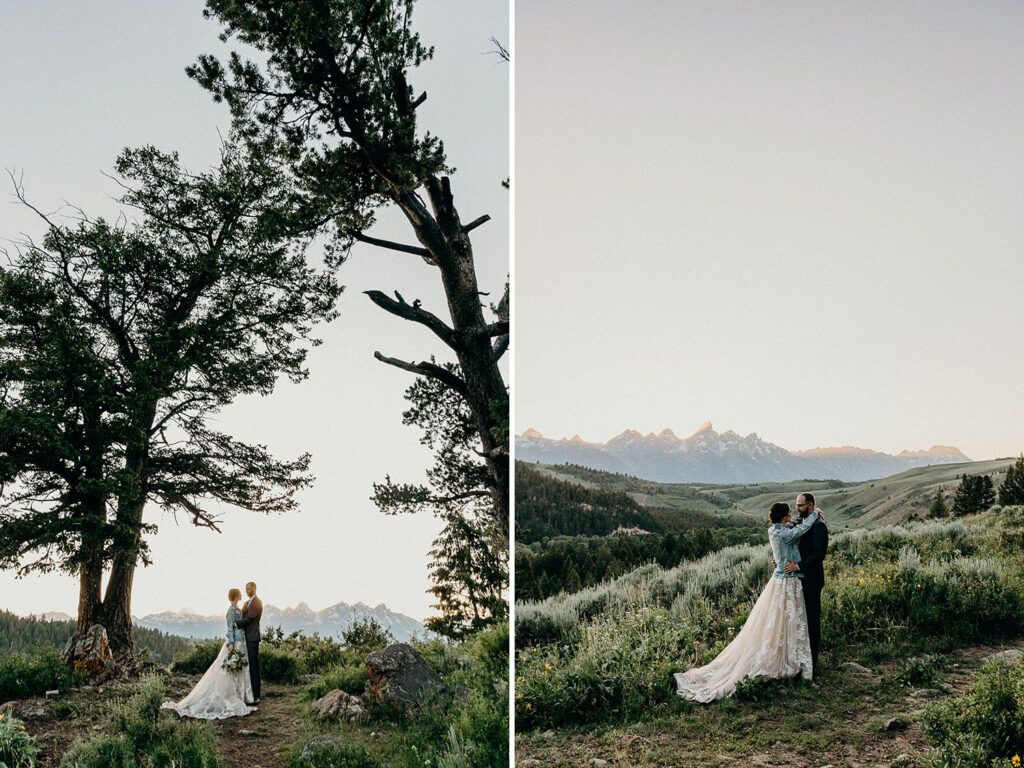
[{"left": 515, "top": 423, "right": 970, "bottom": 483}]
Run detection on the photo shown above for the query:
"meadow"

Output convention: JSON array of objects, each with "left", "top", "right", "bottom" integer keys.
[
  {"left": 1, "top": 621, "right": 508, "bottom": 767},
  {"left": 515, "top": 507, "right": 1024, "bottom": 767}
]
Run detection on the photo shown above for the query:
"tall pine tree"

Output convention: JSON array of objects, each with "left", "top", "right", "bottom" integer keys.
[
  {"left": 0, "top": 143, "right": 339, "bottom": 668},
  {"left": 999, "top": 456, "right": 1024, "bottom": 505}
]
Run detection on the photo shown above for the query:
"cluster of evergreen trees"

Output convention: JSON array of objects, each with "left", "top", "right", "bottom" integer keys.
[
  {"left": 514, "top": 462, "right": 761, "bottom": 600},
  {"left": 0, "top": 611, "right": 191, "bottom": 664},
  {"left": 928, "top": 457, "right": 1024, "bottom": 518}
]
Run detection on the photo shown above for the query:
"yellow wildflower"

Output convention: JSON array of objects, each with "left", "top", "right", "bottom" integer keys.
[
  {"left": 1012, "top": 755, "right": 1020, "bottom": 768},
  {"left": 526, "top": 703, "right": 532, "bottom": 710},
  {"left": 545, "top": 664, "right": 552, "bottom": 671}
]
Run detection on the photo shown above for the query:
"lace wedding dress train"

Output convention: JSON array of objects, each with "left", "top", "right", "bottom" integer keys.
[
  {"left": 673, "top": 575, "right": 813, "bottom": 702},
  {"left": 162, "top": 642, "right": 257, "bottom": 719}
]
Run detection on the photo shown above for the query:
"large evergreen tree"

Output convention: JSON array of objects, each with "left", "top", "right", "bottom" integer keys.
[
  {"left": 189, "top": 0, "right": 509, "bottom": 542},
  {"left": 372, "top": 365, "right": 506, "bottom": 637},
  {"left": 928, "top": 490, "right": 949, "bottom": 518},
  {"left": 999, "top": 455, "right": 1024, "bottom": 506},
  {"left": 951, "top": 474, "right": 997, "bottom": 517},
  {"left": 0, "top": 143, "right": 340, "bottom": 667}
]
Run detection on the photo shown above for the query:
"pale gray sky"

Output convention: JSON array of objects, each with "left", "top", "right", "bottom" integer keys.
[
  {"left": 0, "top": 0, "right": 508, "bottom": 620},
  {"left": 515, "top": 0, "right": 1024, "bottom": 461}
]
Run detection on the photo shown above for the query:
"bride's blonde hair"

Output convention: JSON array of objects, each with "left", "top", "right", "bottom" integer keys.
[{"left": 228, "top": 588, "right": 242, "bottom": 603}]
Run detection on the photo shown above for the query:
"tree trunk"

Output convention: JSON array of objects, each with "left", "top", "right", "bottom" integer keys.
[
  {"left": 101, "top": 403, "right": 157, "bottom": 671},
  {"left": 102, "top": 548, "right": 138, "bottom": 670},
  {"left": 392, "top": 179, "right": 510, "bottom": 542},
  {"left": 76, "top": 546, "right": 105, "bottom": 635},
  {"left": 434, "top": 215, "right": 509, "bottom": 543}
]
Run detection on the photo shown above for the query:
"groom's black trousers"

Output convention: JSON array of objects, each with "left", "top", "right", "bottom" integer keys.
[
  {"left": 801, "top": 581, "right": 823, "bottom": 678},
  {"left": 246, "top": 641, "right": 261, "bottom": 701}
]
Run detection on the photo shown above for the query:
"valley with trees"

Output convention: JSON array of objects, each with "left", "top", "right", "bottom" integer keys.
[{"left": 515, "top": 458, "right": 1024, "bottom": 767}]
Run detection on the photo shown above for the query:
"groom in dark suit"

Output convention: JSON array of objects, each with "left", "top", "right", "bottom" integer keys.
[
  {"left": 783, "top": 492, "right": 829, "bottom": 678},
  {"left": 234, "top": 581, "right": 263, "bottom": 704}
]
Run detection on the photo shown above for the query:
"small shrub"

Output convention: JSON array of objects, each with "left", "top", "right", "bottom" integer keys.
[
  {"left": 896, "top": 654, "right": 943, "bottom": 687},
  {"left": 260, "top": 647, "right": 300, "bottom": 684},
  {"left": 60, "top": 675, "right": 220, "bottom": 768},
  {"left": 341, "top": 616, "right": 395, "bottom": 653},
  {"left": 921, "top": 659, "right": 1024, "bottom": 768},
  {"left": 50, "top": 699, "right": 81, "bottom": 721},
  {"left": 0, "top": 648, "right": 85, "bottom": 701},
  {"left": 466, "top": 622, "right": 509, "bottom": 678},
  {"left": 284, "top": 740, "right": 378, "bottom": 768},
  {"left": 259, "top": 628, "right": 345, "bottom": 675},
  {"left": 733, "top": 674, "right": 776, "bottom": 703},
  {"left": 170, "top": 639, "right": 222, "bottom": 675},
  {"left": 306, "top": 664, "right": 368, "bottom": 699},
  {"left": 0, "top": 713, "right": 40, "bottom": 768}
]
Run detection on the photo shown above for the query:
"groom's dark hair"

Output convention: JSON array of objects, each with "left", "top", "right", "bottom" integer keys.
[
  {"left": 801, "top": 492, "right": 815, "bottom": 506},
  {"left": 769, "top": 502, "right": 791, "bottom": 524}
]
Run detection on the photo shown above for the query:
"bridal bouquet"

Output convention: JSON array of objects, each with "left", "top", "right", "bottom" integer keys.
[{"left": 222, "top": 648, "right": 248, "bottom": 671}]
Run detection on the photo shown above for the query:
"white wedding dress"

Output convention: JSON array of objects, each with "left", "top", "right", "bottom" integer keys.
[
  {"left": 674, "top": 512, "right": 818, "bottom": 702},
  {"left": 163, "top": 603, "right": 256, "bottom": 719}
]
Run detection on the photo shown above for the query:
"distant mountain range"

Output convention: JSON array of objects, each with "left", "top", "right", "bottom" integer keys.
[
  {"left": 34, "top": 602, "right": 425, "bottom": 643},
  {"left": 515, "top": 423, "right": 970, "bottom": 483}
]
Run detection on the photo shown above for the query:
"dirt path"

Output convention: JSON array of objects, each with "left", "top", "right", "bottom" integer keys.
[
  {"left": 21, "top": 677, "right": 313, "bottom": 768},
  {"left": 167, "top": 681, "right": 310, "bottom": 768}
]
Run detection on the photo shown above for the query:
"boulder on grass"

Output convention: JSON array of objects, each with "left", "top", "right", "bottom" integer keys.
[
  {"left": 300, "top": 735, "right": 346, "bottom": 760},
  {"left": 364, "top": 643, "right": 450, "bottom": 715},
  {"left": 311, "top": 689, "right": 367, "bottom": 720},
  {"left": 60, "top": 625, "right": 115, "bottom": 678}
]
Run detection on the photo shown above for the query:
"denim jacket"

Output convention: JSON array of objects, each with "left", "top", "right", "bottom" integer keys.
[
  {"left": 769, "top": 510, "right": 820, "bottom": 579},
  {"left": 226, "top": 604, "right": 244, "bottom": 645}
]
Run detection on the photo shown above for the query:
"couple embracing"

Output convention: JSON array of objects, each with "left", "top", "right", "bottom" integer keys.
[
  {"left": 163, "top": 582, "right": 263, "bottom": 719},
  {"left": 674, "top": 493, "right": 829, "bottom": 702}
]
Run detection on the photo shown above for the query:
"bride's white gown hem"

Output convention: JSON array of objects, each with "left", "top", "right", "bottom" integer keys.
[
  {"left": 161, "top": 641, "right": 257, "bottom": 719},
  {"left": 673, "top": 575, "right": 813, "bottom": 703}
]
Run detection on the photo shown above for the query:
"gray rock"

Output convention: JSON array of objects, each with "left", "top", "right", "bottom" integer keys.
[
  {"left": 985, "top": 649, "right": 1023, "bottom": 664},
  {"left": 542, "top": 729, "right": 555, "bottom": 739},
  {"left": 45, "top": 690, "right": 59, "bottom": 698},
  {"left": 591, "top": 760, "right": 609, "bottom": 766},
  {"left": 883, "top": 717, "right": 908, "bottom": 732},
  {"left": 238, "top": 729, "right": 256, "bottom": 736},
  {"left": 892, "top": 754, "right": 914, "bottom": 767},
  {"left": 19, "top": 706, "right": 45, "bottom": 719},
  {"left": 911, "top": 688, "right": 942, "bottom": 698},
  {"left": 364, "top": 643, "right": 451, "bottom": 715},
  {"left": 311, "top": 689, "right": 366, "bottom": 720},
  {"left": 300, "top": 735, "right": 346, "bottom": 760},
  {"left": 772, "top": 741, "right": 786, "bottom": 750},
  {"left": 840, "top": 662, "right": 873, "bottom": 674},
  {"left": 454, "top": 684, "right": 473, "bottom": 704}
]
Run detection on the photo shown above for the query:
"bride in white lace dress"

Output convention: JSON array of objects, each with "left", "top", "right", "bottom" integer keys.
[
  {"left": 162, "top": 588, "right": 257, "bottom": 719},
  {"left": 673, "top": 503, "right": 820, "bottom": 702}
]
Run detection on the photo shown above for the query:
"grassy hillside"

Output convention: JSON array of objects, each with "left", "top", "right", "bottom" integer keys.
[
  {"left": 515, "top": 505, "right": 1024, "bottom": 766},
  {"left": 529, "top": 458, "right": 1017, "bottom": 528},
  {"left": 515, "top": 463, "right": 762, "bottom": 601}
]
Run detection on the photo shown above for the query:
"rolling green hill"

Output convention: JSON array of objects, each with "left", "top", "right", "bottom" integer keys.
[{"left": 525, "top": 458, "right": 1017, "bottom": 528}]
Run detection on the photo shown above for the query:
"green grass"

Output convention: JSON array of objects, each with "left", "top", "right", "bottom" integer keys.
[{"left": 516, "top": 507, "right": 1024, "bottom": 731}]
